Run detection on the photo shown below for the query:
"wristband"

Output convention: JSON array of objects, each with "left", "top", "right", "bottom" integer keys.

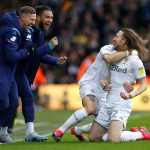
[
  {"left": 48, "top": 42, "right": 54, "bottom": 50},
  {"left": 56, "top": 59, "right": 60, "bottom": 64}
]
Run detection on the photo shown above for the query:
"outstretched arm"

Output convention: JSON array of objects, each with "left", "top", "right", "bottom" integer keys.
[
  {"left": 41, "top": 54, "right": 58, "bottom": 65},
  {"left": 35, "top": 37, "right": 58, "bottom": 56},
  {"left": 41, "top": 54, "right": 67, "bottom": 65}
]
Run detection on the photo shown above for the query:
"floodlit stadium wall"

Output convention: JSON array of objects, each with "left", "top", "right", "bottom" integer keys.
[{"left": 38, "top": 84, "right": 150, "bottom": 111}]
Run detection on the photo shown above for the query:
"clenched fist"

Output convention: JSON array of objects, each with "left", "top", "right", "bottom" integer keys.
[
  {"left": 57, "top": 56, "right": 67, "bottom": 65},
  {"left": 49, "top": 37, "right": 58, "bottom": 48}
]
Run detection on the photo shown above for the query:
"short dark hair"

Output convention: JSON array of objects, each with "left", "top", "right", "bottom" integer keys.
[
  {"left": 35, "top": 5, "right": 52, "bottom": 16},
  {"left": 19, "top": 6, "right": 36, "bottom": 15}
]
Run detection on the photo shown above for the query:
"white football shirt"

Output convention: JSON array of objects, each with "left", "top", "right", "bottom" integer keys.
[
  {"left": 79, "top": 45, "right": 114, "bottom": 89},
  {"left": 106, "top": 53, "right": 146, "bottom": 108}
]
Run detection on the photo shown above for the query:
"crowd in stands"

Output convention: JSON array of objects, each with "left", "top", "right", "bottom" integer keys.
[{"left": 0, "top": 0, "right": 150, "bottom": 84}]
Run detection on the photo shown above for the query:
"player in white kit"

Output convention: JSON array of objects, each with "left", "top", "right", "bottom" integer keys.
[
  {"left": 52, "top": 40, "right": 133, "bottom": 142},
  {"left": 71, "top": 45, "right": 134, "bottom": 140},
  {"left": 89, "top": 28, "right": 150, "bottom": 142}
]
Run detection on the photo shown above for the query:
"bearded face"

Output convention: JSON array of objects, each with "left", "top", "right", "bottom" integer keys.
[{"left": 38, "top": 10, "right": 53, "bottom": 31}]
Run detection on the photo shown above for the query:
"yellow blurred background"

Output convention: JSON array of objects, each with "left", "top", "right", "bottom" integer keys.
[{"left": 38, "top": 84, "right": 150, "bottom": 111}]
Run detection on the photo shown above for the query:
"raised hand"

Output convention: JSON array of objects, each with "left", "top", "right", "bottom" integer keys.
[{"left": 49, "top": 37, "right": 58, "bottom": 48}]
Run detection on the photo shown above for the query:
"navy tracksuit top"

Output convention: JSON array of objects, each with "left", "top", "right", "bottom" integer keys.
[
  {"left": 0, "top": 11, "right": 29, "bottom": 99},
  {"left": 26, "top": 27, "right": 59, "bottom": 85}
]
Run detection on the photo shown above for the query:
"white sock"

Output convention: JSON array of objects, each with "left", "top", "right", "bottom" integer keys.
[
  {"left": 102, "top": 133, "right": 108, "bottom": 142},
  {"left": 75, "top": 123, "right": 92, "bottom": 135},
  {"left": 102, "top": 131, "right": 143, "bottom": 142},
  {"left": 0, "top": 127, "right": 8, "bottom": 135},
  {"left": 58, "top": 108, "right": 88, "bottom": 133},
  {"left": 121, "top": 131, "right": 143, "bottom": 141},
  {"left": 26, "top": 122, "right": 35, "bottom": 135}
]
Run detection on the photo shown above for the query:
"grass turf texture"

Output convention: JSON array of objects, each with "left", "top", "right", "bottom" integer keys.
[{"left": 0, "top": 110, "right": 150, "bottom": 150}]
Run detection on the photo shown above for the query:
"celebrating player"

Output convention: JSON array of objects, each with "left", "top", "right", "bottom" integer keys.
[
  {"left": 89, "top": 28, "right": 150, "bottom": 142},
  {"left": 52, "top": 32, "right": 134, "bottom": 142}
]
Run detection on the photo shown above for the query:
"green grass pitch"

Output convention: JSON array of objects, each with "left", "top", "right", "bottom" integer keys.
[{"left": 0, "top": 110, "right": 150, "bottom": 150}]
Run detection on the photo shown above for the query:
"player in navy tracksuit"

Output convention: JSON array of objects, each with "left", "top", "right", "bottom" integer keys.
[
  {"left": 0, "top": 6, "right": 36, "bottom": 143},
  {"left": 9, "top": 6, "right": 67, "bottom": 142}
]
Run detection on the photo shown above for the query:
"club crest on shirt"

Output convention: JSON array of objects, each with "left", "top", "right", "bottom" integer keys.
[
  {"left": 10, "top": 36, "right": 16, "bottom": 42},
  {"left": 26, "top": 34, "right": 32, "bottom": 40}
]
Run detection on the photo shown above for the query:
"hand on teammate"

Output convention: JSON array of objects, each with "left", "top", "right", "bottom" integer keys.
[
  {"left": 120, "top": 92, "right": 132, "bottom": 100},
  {"left": 100, "top": 80, "right": 111, "bottom": 91},
  {"left": 123, "top": 82, "right": 134, "bottom": 93}
]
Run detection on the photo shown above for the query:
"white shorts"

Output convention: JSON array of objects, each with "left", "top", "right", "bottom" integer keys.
[
  {"left": 95, "top": 104, "right": 132, "bottom": 129},
  {"left": 79, "top": 84, "right": 107, "bottom": 113}
]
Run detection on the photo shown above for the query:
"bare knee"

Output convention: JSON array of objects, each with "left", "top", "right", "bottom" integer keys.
[
  {"left": 89, "top": 134, "right": 101, "bottom": 142},
  {"left": 89, "top": 135, "right": 95, "bottom": 142},
  {"left": 89, "top": 121, "right": 105, "bottom": 142},
  {"left": 85, "top": 105, "right": 96, "bottom": 114},
  {"left": 83, "top": 95, "right": 97, "bottom": 114},
  {"left": 108, "top": 120, "right": 123, "bottom": 142}
]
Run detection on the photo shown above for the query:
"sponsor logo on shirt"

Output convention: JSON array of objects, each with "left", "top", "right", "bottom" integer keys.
[{"left": 110, "top": 65, "right": 127, "bottom": 73}]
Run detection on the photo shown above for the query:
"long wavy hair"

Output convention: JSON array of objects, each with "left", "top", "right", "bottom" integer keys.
[{"left": 121, "top": 28, "right": 149, "bottom": 61}]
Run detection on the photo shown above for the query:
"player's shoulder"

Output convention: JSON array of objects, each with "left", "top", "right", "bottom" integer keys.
[
  {"left": 100, "top": 44, "right": 114, "bottom": 56},
  {"left": 5, "top": 28, "right": 21, "bottom": 43},
  {"left": 100, "top": 44, "right": 114, "bottom": 51},
  {"left": 129, "top": 50, "right": 140, "bottom": 61},
  {"left": 129, "top": 55, "right": 140, "bottom": 61},
  {"left": 8, "top": 28, "right": 20, "bottom": 37},
  {"left": 28, "top": 27, "right": 34, "bottom": 34},
  {"left": 129, "top": 54, "right": 143, "bottom": 67}
]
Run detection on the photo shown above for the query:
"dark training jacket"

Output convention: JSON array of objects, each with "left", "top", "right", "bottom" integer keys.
[{"left": 0, "top": 11, "right": 29, "bottom": 99}]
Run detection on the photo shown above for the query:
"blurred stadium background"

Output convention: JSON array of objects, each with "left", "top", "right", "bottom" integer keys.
[{"left": 0, "top": 0, "right": 150, "bottom": 148}]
